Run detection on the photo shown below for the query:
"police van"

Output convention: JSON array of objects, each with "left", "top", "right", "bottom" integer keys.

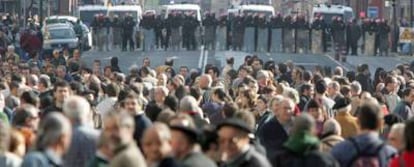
[
  {"left": 227, "top": 4, "right": 276, "bottom": 18},
  {"left": 160, "top": 4, "right": 202, "bottom": 22},
  {"left": 107, "top": 5, "right": 143, "bottom": 23},
  {"left": 311, "top": 4, "right": 354, "bottom": 24},
  {"left": 77, "top": 5, "right": 108, "bottom": 26}
]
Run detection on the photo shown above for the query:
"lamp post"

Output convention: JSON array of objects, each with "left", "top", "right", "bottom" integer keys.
[{"left": 392, "top": 0, "right": 398, "bottom": 52}]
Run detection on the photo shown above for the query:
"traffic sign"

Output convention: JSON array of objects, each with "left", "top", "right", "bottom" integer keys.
[{"left": 399, "top": 27, "right": 414, "bottom": 43}]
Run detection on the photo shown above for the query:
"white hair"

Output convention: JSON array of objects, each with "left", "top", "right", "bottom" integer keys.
[
  {"left": 179, "top": 96, "right": 200, "bottom": 112},
  {"left": 390, "top": 123, "right": 405, "bottom": 139},
  {"left": 350, "top": 81, "right": 362, "bottom": 95},
  {"left": 283, "top": 87, "right": 299, "bottom": 104},
  {"left": 63, "top": 96, "right": 91, "bottom": 124},
  {"left": 323, "top": 119, "right": 342, "bottom": 136},
  {"left": 201, "top": 74, "right": 213, "bottom": 88}
]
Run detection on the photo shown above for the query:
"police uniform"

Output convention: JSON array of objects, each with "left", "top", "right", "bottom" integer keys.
[
  {"left": 203, "top": 12, "right": 218, "bottom": 50},
  {"left": 122, "top": 16, "right": 135, "bottom": 51},
  {"left": 232, "top": 14, "right": 245, "bottom": 51}
]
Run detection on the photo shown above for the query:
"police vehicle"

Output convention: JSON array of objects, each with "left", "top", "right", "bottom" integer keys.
[
  {"left": 311, "top": 4, "right": 354, "bottom": 24},
  {"left": 160, "top": 4, "right": 202, "bottom": 22},
  {"left": 43, "top": 15, "right": 92, "bottom": 50},
  {"left": 77, "top": 5, "right": 108, "bottom": 26},
  {"left": 227, "top": 4, "right": 276, "bottom": 18},
  {"left": 42, "top": 23, "right": 80, "bottom": 54},
  {"left": 107, "top": 5, "right": 143, "bottom": 23}
]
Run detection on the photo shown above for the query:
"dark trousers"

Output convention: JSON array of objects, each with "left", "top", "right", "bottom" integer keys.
[
  {"left": 122, "top": 34, "right": 134, "bottom": 51},
  {"left": 183, "top": 33, "right": 196, "bottom": 50}
]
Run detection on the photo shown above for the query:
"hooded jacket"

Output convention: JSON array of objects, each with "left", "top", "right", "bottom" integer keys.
[{"left": 271, "top": 131, "right": 339, "bottom": 167}]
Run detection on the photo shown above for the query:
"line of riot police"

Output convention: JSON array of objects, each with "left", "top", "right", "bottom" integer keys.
[{"left": 88, "top": 11, "right": 391, "bottom": 56}]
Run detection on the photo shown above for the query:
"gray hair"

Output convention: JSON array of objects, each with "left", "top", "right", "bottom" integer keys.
[
  {"left": 269, "top": 95, "right": 285, "bottom": 109},
  {"left": 152, "top": 122, "right": 171, "bottom": 142},
  {"left": 322, "top": 119, "right": 342, "bottom": 136},
  {"left": 105, "top": 111, "right": 135, "bottom": 131},
  {"left": 291, "top": 113, "right": 316, "bottom": 134},
  {"left": 179, "top": 96, "right": 200, "bottom": 112},
  {"left": 350, "top": 81, "right": 362, "bottom": 95},
  {"left": 390, "top": 123, "right": 405, "bottom": 140},
  {"left": 35, "top": 112, "right": 71, "bottom": 151},
  {"left": 283, "top": 87, "right": 299, "bottom": 104},
  {"left": 63, "top": 96, "right": 91, "bottom": 124}
]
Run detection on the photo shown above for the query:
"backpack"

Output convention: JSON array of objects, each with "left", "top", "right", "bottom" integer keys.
[{"left": 348, "top": 137, "right": 385, "bottom": 167}]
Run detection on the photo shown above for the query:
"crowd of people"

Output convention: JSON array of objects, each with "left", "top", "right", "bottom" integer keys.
[{"left": 0, "top": 35, "right": 412, "bottom": 167}]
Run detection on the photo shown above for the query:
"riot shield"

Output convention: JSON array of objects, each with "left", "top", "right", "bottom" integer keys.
[
  {"left": 204, "top": 26, "right": 216, "bottom": 50},
  {"left": 364, "top": 32, "right": 376, "bottom": 56},
  {"left": 283, "top": 28, "right": 294, "bottom": 53},
  {"left": 270, "top": 28, "right": 282, "bottom": 53},
  {"left": 216, "top": 26, "right": 227, "bottom": 51},
  {"left": 170, "top": 27, "right": 181, "bottom": 51},
  {"left": 297, "top": 29, "right": 310, "bottom": 54},
  {"left": 112, "top": 27, "right": 122, "bottom": 49},
  {"left": 143, "top": 28, "right": 155, "bottom": 52},
  {"left": 244, "top": 27, "right": 255, "bottom": 52},
  {"left": 257, "top": 27, "right": 268, "bottom": 52},
  {"left": 311, "top": 30, "right": 323, "bottom": 54}
]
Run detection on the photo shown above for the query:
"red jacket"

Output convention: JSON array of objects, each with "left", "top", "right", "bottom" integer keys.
[{"left": 389, "top": 151, "right": 414, "bottom": 167}]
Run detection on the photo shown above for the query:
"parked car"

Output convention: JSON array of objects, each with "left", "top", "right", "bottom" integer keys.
[{"left": 42, "top": 23, "right": 79, "bottom": 54}]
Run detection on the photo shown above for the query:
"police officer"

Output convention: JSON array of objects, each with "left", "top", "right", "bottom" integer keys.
[
  {"left": 169, "top": 12, "right": 182, "bottom": 51},
  {"left": 256, "top": 14, "right": 269, "bottom": 52},
  {"left": 311, "top": 14, "right": 326, "bottom": 53},
  {"left": 346, "top": 19, "right": 362, "bottom": 56},
  {"left": 293, "top": 14, "right": 309, "bottom": 53},
  {"left": 377, "top": 19, "right": 390, "bottom": 56},
  {"left": 282, "top": 15, "right": 294, "bottom": 53},
  {"left": 216, "top": 13, "right": 228, "bottom": 51},
  {"left": 91, "top": 14, "right": 104, "bottom": 51},
  {"left": 121, "top": 15, "right": 135, "bottom": 51},
  {"left": 182, "top": 12, "right": 199, "bottom": 50},
  {"left": 232, "top": 14, "right": 245, "bottom": 51},
  {"left": 203, "top": 11, "right": 218, "bottom": 50},
  {"left": 331, "top": 16, "right": 346, "bottom": 59},
  {"left": 154, "top": 14, "right": 164, "bottom": 50},
  {"left": 161, "top": 14, "right": 171, "bottom": 50},
  {"left": 269, "top": 13, "right": 283, "bottom": 52},
  {"left": 141, "top": 11, "right": 156, "bottom": 51},
  {"left": 243, "top": 13, "right": 255, "bottom": 52},
  {"left": 112, "top": 15, "right": 121, "bottom": 49},
  {"left": 103, "top": 16, "right": 112, "bottom": 51}
]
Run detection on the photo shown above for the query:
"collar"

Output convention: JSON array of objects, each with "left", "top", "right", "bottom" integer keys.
[{"left": 226, "top": 145, "right": 251, "bottom": 165}]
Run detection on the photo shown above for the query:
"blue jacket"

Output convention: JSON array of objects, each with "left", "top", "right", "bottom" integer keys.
[{"left": 331, "top": 132, "right": 397, "bottom": 167}]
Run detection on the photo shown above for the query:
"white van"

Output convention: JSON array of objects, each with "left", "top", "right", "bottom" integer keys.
[
  {"left": 107, "top": 5, "right": 143, "bottom": 23},
  {"left": 311, "top": 4, "right": 354, "bottom": 24},
  {"left": 228, "top": 5, "right": 275, "bottom": 17},
  {"left": 160, "top": 4, "right": 202, "bottom": 22},
  {"left": 77, "top": 5, "right": 108, "bottom": 26}
]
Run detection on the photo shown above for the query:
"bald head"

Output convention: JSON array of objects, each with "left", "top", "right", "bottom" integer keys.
[{"left": 199, "top": 74, "right": 212, "bottom": 89}]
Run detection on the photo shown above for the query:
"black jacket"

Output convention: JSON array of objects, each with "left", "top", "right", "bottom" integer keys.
[
  {"left": 222, "top": 147, "right": 272, "bottom": 167},
  {"left": 271, "top": 149, "right": 339, "bottom": 167}
]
